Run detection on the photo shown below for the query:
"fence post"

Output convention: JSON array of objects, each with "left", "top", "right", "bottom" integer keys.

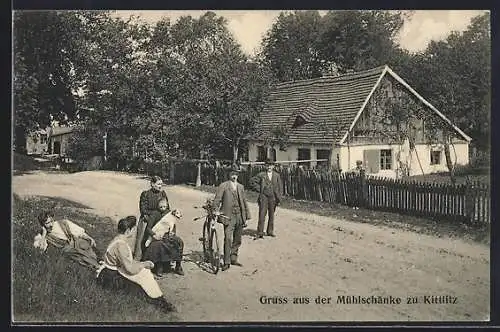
[
  {"left": 360, "top": 169, "right": 367, "bottom": 208},
  {"left": 464, "top": 176, "right": 474, "bottom": 224},
  {"left": 169, "top": 159, "right": 175, "bottom": 184},
  {"left": 195, "top": 162, "right": 202, "bottom": 187},
  {"left": 215, "top": 160, "right": 220, "bottom": 186}
]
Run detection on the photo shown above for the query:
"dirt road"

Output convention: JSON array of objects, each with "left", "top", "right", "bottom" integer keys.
[{"left": 13, "top": 171, "right": 490, "bottom": 322}]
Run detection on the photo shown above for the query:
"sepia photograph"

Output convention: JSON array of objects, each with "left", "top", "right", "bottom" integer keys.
[{"left": 11, "top": 9, "right": 491, "bottom": 324}]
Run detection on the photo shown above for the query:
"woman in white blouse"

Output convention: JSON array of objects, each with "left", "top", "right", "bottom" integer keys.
[
  {"left": 34, "top": 211, "right": 100, "bottom": 270},
  {"left": 96, "top": 215, "right": 175, "bottom": 312}
]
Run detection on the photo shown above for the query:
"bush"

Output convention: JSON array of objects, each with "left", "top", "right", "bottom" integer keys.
[
  {"left": 469, "top": 150, "right": 490, "bottom": 168},
  {"left": 454, "top": 163, "right": 490, "bottom": 177},
  {"left": 13, "top": 153, "right": 41, "bottom": 171}
]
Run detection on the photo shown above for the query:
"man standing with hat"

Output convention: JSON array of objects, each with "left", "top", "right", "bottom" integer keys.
[
  {"left": 212, "top": 166, "right": 251, "bottom": 271},
  {"left": 249, "top": 158, "right": 283, "bottom": 239}
]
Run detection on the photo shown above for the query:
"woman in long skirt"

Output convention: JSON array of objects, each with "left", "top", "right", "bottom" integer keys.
[
  {"left": 142, "top": 199, "right": 184, "bottom": 277},
  {"left": 96, "top": 216, "right": 176, "bottom": 313}
]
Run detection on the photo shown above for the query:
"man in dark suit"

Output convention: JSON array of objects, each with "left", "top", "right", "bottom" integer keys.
[
  {"left": 213, "top": 167, "right": 251, "bottom": 271},
  {"left": 249, "top": 159, "right": 283, "bottom": 239}
]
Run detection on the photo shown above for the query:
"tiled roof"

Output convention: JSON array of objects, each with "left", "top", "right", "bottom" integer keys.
[{"left": 255, "top": 65, "right": 386, "bottom": 144}]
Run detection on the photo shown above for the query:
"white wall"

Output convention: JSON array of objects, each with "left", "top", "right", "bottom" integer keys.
[
  {"left": 26, "top": 133, "right": 48, "bottom": 155},
  {"left": 338, "top": 144, "right": 399, "bottom": 178},
  {"left": 408, "top": 142, "right": 469, "bottom": 176},
  {"left": 249, "top": 140, "right": 469, "bottom": 177},
  {"left": 339, "top": 142, "right": 469, "bottom": 178},
  {"left": 248, "top": 141, "right": 335, "bottom": 167}
]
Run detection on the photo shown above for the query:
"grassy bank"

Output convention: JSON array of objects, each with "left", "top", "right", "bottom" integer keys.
[
  {"left": 187, "top": 184, "right": 490, "bottom": 246},
  {"left": 12, "top": 194, "right": 177, "bottom": 323}
]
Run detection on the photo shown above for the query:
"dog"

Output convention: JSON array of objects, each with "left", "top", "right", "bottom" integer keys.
[{"left": 144, "top": 209, "right": 182, "bottom": 247}]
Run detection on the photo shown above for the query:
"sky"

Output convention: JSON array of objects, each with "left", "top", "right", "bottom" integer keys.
[{"left": 112, "top": 10, "right": 488, "bottom": 56}]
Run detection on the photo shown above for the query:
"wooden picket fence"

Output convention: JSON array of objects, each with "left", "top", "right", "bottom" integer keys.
[
  {"left": 169, "top": 161, "right": 490, "bottom": 225},
  {"left": 364, "top": 177, "right": 490, "bottom": 224}
]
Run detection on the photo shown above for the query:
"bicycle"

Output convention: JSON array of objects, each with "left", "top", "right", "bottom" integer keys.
[{"left": 193, "top": 199, "right": 228, "bottom": 274}]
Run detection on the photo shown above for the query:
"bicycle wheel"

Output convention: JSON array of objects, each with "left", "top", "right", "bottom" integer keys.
[
  {"left": 202, "top": 219, "right": 210, "bottom": 263},
  {"left": 210, "top": 229, "right": 221, "bottom": 274}
]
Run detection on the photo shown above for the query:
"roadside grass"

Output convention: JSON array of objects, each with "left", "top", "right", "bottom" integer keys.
[
  {"left": 408, "top": 172, "right": 490, "bottom": 185},
  {"left": 12, "top": 194, "right": 177, "bottom": 323},
  {"left": 187, "top": 185, "right": 490, "bottom": 246}
]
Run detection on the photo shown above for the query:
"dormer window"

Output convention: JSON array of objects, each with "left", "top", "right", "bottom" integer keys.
[
  {"left": 292, "top": 115, "right": 307, "bottom": 129},
  {"left": 289, "top": 104, "right": 316, "bottom": 129}
]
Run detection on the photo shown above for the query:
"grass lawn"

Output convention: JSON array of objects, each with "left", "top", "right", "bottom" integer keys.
[
  {"left": 187, "top": 184, "right": 490, "bottom": 246},
  {"left": 11, "top": 194, "right": 177, "bottom": 323},
  {"left": 408, "top": 172, "right": 490, "bottom": 185}
]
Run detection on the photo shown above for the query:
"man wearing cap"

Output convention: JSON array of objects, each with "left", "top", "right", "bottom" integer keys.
[
  {"left": 249, "top": 159, "right": 283, "bottom": 239},
  {"left": 349, "top": 160, "right": 365, "bottom": 210},
  {"left": 212, "top": 166, "right": 251, "bottom": 271}
]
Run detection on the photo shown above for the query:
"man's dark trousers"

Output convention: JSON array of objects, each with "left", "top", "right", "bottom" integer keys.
[
  {"left": 257, "top": 194, "right": 276, "bottom": 236},
  {"left": 224, "top": 213, "right": 243, "bottom": 265}
]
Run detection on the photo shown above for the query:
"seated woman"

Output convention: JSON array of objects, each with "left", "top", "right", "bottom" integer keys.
[
  {"left": 96, "top": 215, "right": 175, "bottom": 313},
  {"left": 34, "top": 210, "right": 100, "bottom": 271},
  {"left": 142, "top": 199, "right": 185, "bottom": 277}
]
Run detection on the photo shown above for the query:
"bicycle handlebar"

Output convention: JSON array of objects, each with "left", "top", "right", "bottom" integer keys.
[{"left": 193, "top": 214, "right": 229, "bottom": 221}]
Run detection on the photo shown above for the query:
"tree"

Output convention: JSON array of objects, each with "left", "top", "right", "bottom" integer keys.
[
  {"left": 70, "top": 13, "right": 160, "bottom": 163},
  {"left": 13, "top": 11, "right": 97, "bottom": 151},
  {"left": 317, "top": 10, "right": 408, "bottom": 74},
  {"left": 212, "top": 61, "right": 274, "bottom": 163},
  {"left": 260, "top": 10, "right": 323, "bottom": 82},
  {"left": 406, "top": 13, "right": 490, "bottom": 151},
  {"left": 152, "top": 11, "right": 272, "bottom": 164},
  {"left": 259, "top": 10, "right": 410, "bottom": 82}
]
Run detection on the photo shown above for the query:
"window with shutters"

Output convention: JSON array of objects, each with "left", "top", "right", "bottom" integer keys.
[
  {"left": 363, "top": 150, "right": 380, "bottom": 173},
  {"left": 380, "top": 149, "right": 392, "bottom": 170}
]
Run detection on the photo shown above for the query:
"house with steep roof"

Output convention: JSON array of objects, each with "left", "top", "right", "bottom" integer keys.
[
  {"left": 248, "top": 65, "right": 471, "bottom": 178},
  {"left": 47, "top": 126, "right": 74, "bottom": 156},
  {"left": 25, "top": 125, "right": 75, "bottom": 156}
]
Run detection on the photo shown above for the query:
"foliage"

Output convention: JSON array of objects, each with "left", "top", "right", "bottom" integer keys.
[
  {"left": 261, "top": 124, "right": 290, "bottom": 151},
  {"left": 13, "top": 11, "right": 90, "bottom": 150},
  {"left": 260, "top": 10, "right": 324, "bottom": 81},
  {"left": 260, "top": 10, "right": 410, "bottom": 81},
  {"left": 317, "top": 10, "right": 408, "bottom": 74},
  {"left": 150, "top": 12, "right": 272, "bottom": 162},
  {"left": 400, "top": 13, "right": 490, "bottom": 150}
]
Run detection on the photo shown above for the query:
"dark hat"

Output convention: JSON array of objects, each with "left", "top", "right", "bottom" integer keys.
[
  {"left": 264, "top": 158, "right": 276, "bottom": 166},
  {"left": 229, "top": 165, "right": 241, "bottom": 175}
]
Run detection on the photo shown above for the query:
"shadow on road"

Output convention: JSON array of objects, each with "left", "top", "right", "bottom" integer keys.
[
  {"left": 182, "top": 250, "right": 216, "bottom": 275},
  {"left": 242, "top": 228, "right": 258, "bottom": 238}
]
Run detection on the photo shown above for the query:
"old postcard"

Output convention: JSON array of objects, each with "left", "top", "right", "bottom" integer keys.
[{"left": 12, "top": 9, "right": 491, "bottom": 324}]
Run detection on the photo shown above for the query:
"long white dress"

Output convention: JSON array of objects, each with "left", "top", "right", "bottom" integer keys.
[{"left": 102, "top": 236, "right": 163, "bottom": 298}]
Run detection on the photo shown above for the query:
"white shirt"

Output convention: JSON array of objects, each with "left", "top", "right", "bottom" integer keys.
[
  {"left": 267, "top": 171, "right": 273, "bottom": 181},
  {"left": 50, "top": 219, "right": 85, "bottom": 241},
  {"left": 230, "top": 181, "right": 238, "bottom": 191}
]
